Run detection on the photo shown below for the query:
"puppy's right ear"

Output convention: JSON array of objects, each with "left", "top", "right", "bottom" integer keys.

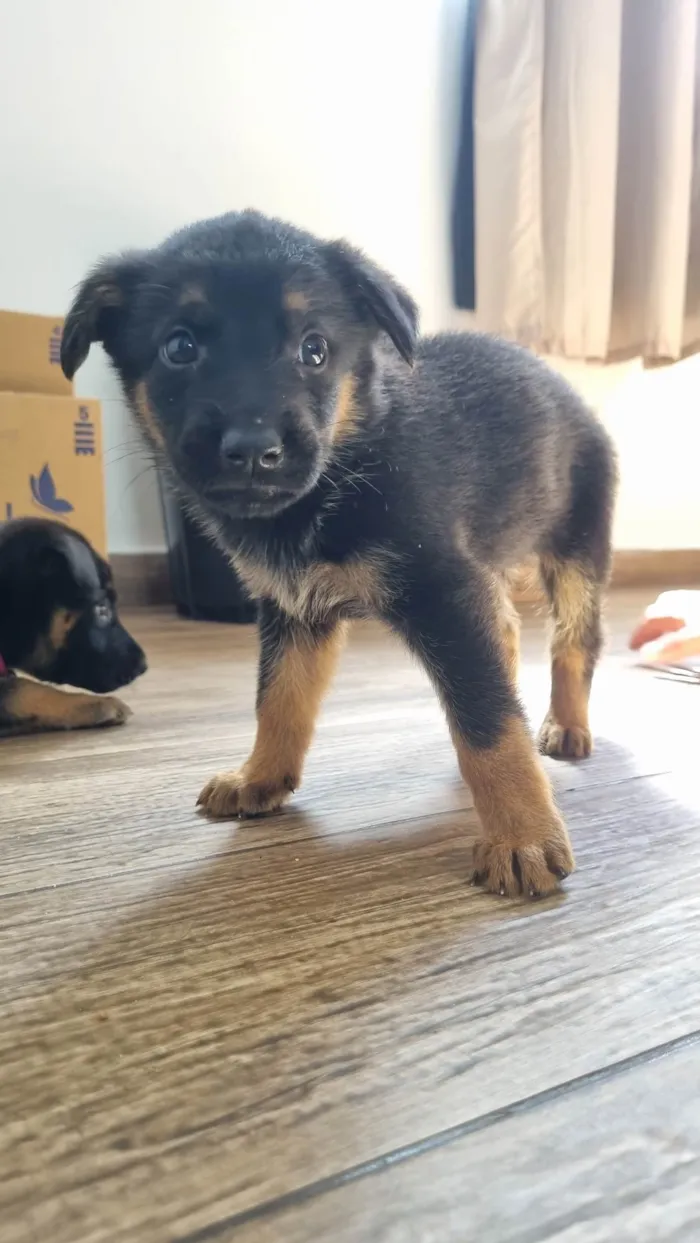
[{"left": 61, "top": 253, "right": 147, "bottom": 380}]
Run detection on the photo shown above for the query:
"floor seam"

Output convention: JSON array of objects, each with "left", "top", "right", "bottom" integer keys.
[{"left": 173, "top": 1027, "right": 700, "bottom": 1240}]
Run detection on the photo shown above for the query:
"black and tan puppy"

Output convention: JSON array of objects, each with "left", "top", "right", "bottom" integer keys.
[
  {"left": 61, "top": 210, "right": 616, "bottom": 898},
  {"left": 0, "top": 518, "right": 146, "bottom": 733}
]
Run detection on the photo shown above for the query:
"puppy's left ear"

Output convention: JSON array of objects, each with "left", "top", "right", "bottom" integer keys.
[
  {"left": 61, "top": 252, "right": 147, "bottom": 380},
  {"left": 324, "top": 241, "right": 419, "bottom": 365}
]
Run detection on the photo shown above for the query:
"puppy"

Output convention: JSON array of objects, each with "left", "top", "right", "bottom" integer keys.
[
  {"left": 62, "top": 210, "right": 617, "bottom": 898},
  {"left": 0, "top": 518, "right": 146, "bottom": 733}
]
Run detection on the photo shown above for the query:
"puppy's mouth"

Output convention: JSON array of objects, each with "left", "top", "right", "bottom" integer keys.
[{"left": 202, "top": 481, "right": 302, "bottom": 518}]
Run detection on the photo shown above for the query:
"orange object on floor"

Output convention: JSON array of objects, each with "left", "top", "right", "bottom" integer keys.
[{"left": 629, "top": 590, "right": 700, "bottom": 666}]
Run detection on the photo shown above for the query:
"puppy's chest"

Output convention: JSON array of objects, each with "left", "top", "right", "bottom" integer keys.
[{"left": 231, "top": 550, "right": 391, "bottom": 623}]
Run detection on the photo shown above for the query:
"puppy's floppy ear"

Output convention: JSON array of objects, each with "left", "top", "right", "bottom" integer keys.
[
  {"left": 61, "top": 253, "right": 147, "bottom": 380},
  {"left": 324, "top": 241, "right": 419, "bottom": 365}
]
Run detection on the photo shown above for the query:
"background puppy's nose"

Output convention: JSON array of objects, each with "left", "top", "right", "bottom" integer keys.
[{"left": 220, "top": 427, "right": 285, "bottom": 474}]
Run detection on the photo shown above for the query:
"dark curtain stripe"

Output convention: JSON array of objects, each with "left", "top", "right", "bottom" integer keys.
[{"left": 451, "top": 0, "right": 480, "bottom": 311}]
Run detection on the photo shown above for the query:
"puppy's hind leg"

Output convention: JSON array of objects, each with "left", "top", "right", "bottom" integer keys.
[
  {"left": 497, "top": 574, "right": 521, "bottom": 687},
  {"left": 537, "top": 557, "right": 603, "bottom": 760},
  {"left": 538, "top": 418, "right": 615, "bottom": 760}
]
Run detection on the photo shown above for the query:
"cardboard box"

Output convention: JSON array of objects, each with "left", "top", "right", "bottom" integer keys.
[
  {"left": 0, "top": 393, "right": 106, "bottom": 556},
  {"left": 0, "top": 309, "right": 72, "bottom": 396}
]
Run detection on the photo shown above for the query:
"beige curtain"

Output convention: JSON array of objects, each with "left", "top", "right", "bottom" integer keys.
[{"left": 473, "top": 0, "right": 700, "bottom": 362}]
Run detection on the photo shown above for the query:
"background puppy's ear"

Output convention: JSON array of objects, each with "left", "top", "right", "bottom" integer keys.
[
  {"left": 61, "top": 253, "right": 147, "bottom": 380},
  {"left": 324, "top": 241, "right": 419, "bottom": 365}
]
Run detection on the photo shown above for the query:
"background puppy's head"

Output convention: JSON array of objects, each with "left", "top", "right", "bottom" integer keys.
[
  {"left": 0, "top": 519, "right": 147, "bottom": 693},
  {"left": 61, "top": 211, "right": 419, "bottom": 522}
]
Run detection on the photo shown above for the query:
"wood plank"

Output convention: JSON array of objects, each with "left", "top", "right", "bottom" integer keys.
[
  {"left": 1, "top": 610, "right": 695, "bottom": 893},
  {"left": 240, "top": 1037, "right": 700, "bottom": 1243},
  {"left": 2, "top": 769, "right": 700, "bottom": 1242},
  {"left": 2, "top": 598, "right": 700, "bottom": 1242}
]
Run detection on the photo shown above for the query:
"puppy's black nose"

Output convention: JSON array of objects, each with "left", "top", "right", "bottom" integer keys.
[{"left": 220, "top": 427, "right": 285, "bottom": 475}]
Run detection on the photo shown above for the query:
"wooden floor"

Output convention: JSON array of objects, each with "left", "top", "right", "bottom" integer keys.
[{"left": 2, "top": 592, "right": 700, "bottom": 1242}]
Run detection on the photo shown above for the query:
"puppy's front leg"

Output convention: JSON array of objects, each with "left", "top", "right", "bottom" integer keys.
[
  {"left": 390, "top": 564, "right": 575, "bottom": 898},
  {"left": 197, "top": 602, "right": 347, "bottom": 818},
  {"left": 0, "top": 674, "right": 131, "bottom": 733}
]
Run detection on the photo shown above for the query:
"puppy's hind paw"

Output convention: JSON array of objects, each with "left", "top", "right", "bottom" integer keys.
[{"left": 538, "top": 715, "right": 592, "bottom": 760}]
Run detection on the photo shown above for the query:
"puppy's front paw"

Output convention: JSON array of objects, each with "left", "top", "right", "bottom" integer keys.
[
  {"left": 69, "top": 694, "right": 132, "bottom": 729},
  {"left": 196, "top": 769, "right": 297, "bottom": 818},
  {"left": 88, "top": 701, "right": 132, "bottom": 725},
  {"left": 538, "top": 715, "right": 592, "bottom": 759},
  {"left": 471, "top": 818, "right": 575, "bottom": 899}
]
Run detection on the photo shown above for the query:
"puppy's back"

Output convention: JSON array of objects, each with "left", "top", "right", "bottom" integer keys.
[{"left": 385, "top": 331, "right": 615, "bottom": 569}]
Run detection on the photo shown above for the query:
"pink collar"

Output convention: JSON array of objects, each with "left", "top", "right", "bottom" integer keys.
[{"left": 0, "top": 653, "right": 7, "bottom": 676}]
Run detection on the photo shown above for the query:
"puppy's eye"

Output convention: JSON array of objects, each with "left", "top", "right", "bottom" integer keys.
[
  {"left": 162, "top": 328, "right": 199, "bottom": 367},
  {"left": 94, "top": 602, "right": 113, "bottom": 627},
  {"left": 299, "top": 333, "right": 328, "bottom": 369}
]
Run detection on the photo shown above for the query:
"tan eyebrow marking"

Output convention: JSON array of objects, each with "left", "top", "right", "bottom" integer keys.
[
  {"left": 177, "top": 283, "right": 208, "bottom": 307},
  {"left": 283, "top": 290, "right": 309, "bottom": 312}
]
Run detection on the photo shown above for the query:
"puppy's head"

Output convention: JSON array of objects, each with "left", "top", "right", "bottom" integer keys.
[
  {"left": 61, "top": 211, "right": 418, "bottom": 522},
  {"left": 0, "top": 519, "right": 147, "bottom": 693}
]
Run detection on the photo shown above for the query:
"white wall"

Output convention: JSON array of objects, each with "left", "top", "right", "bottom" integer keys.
[
  {"left": 1, "top": 0, "right": 697, "bottom": 553},
  {"left": 542, "top": 355, "right": 700, "bottom": 552},
  {"left": 0, "top": 0, "right": 461, "bottom": 554}
]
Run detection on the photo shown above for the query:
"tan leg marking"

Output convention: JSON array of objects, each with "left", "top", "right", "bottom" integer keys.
[
  {"left": 539, "top": 647, "right": 592, "bottom": 758},
  {"left": 538, "top": 558, "right": 599, "bottom": 760},
  {"left": 452, "top": 716, "right": 575, "bottom": 898},
  {"left": 197, "top": 624, "right": 348, "bottom": 817},
  {"left": 498, "top": 587, "right": 521, "bottom": 686},
  {"left": 2, "top": 676, "right": 131, "bottom": 733}
]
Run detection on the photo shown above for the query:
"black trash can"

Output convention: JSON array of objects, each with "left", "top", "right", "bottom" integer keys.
[{"left": 160, "top": 483, "right": 257, "bottom": 623}]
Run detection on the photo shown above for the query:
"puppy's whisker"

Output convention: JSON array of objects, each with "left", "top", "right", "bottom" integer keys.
[
  {"left": 104, "top": 449, "right": 148, "bottom": 466},
  {"left": 334, "top": 463, "right": 383, "bottom": 497},
  {"left": 352, "top": 471, "right": 382, "bottom": 496},
  {"left": 319, "top": 470, "right": 343, "bottom": 493},
  {"left": 120, "top": 464, "right": 156, "bottom": 499},
  {"left": 104, "top": 438, "right": 144, "bottom": 452}
]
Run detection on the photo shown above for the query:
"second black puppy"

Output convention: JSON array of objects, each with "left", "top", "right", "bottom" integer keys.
[
  {"left": 62, "top": 211, "right": 616, "bottom": 898},
  {"left": 0, "top": 518, "right": 146, "bottom": 733}
]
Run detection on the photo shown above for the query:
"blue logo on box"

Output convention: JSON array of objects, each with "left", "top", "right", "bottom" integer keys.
[{"left": 30, "top": 464, "right": 74, "bottom": 515}]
